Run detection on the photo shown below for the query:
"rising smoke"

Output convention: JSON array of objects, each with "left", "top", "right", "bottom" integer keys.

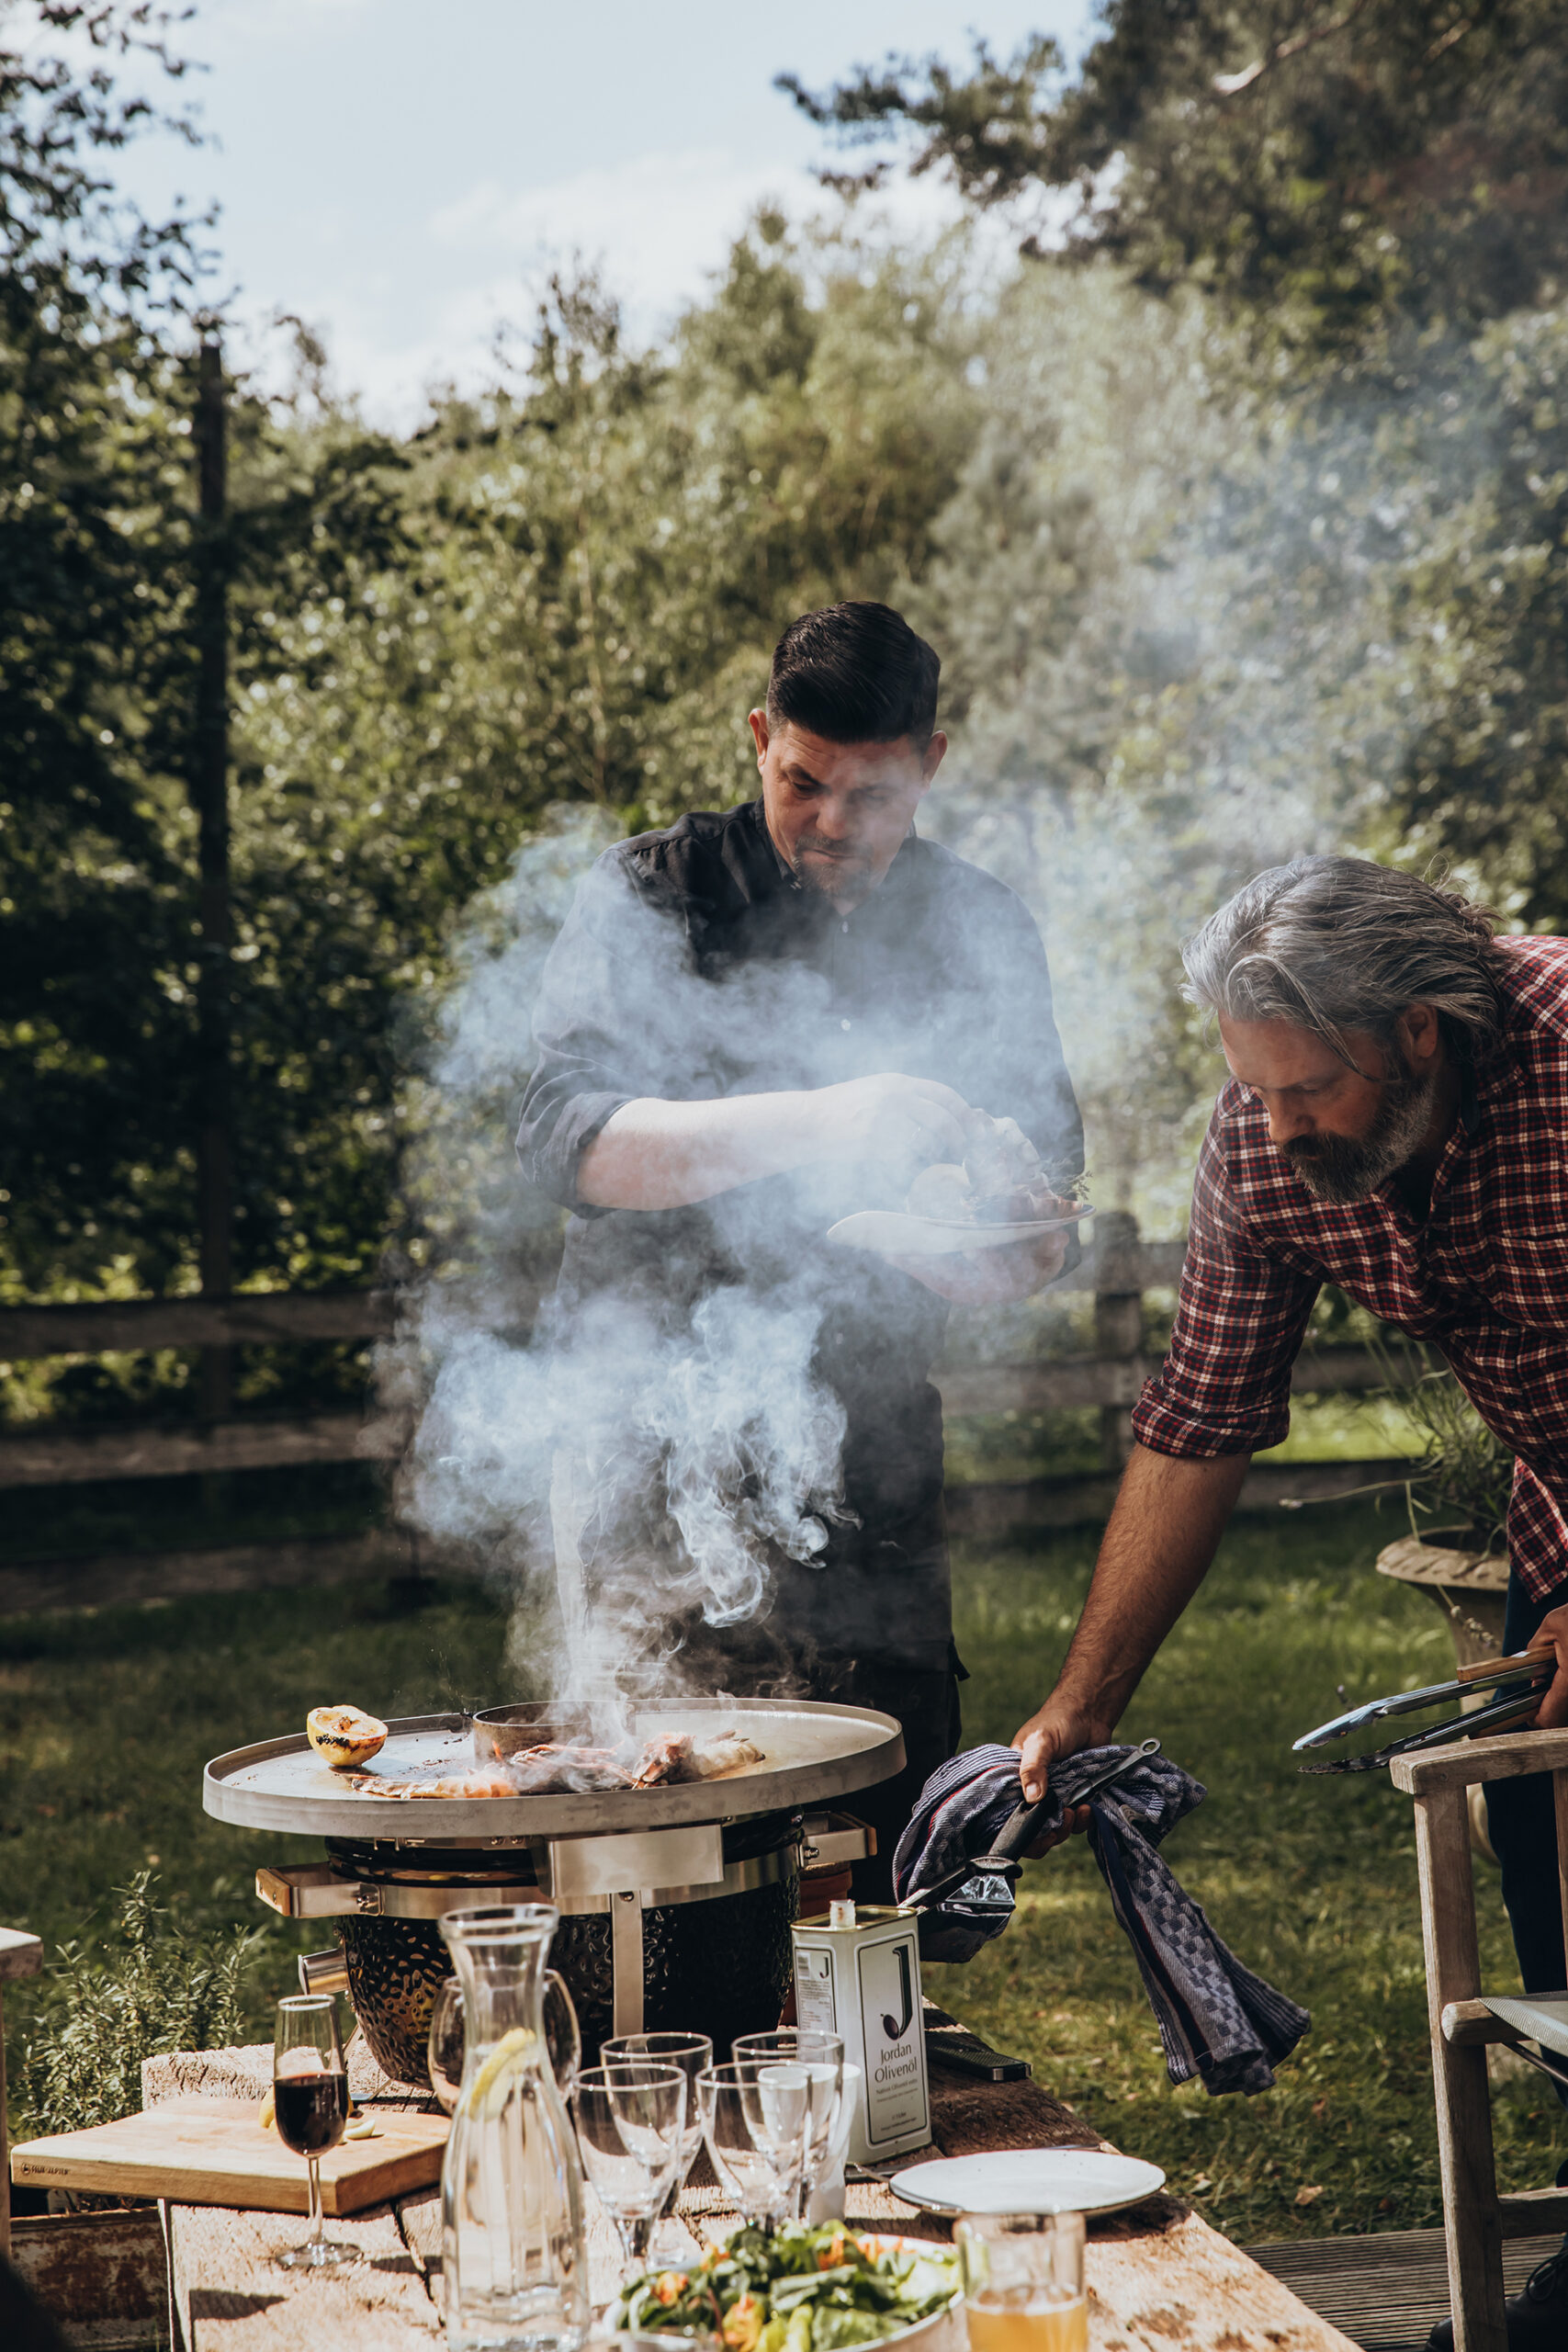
[
  {"left": 381, "top": 268, "right": 1473, "bottom": 1717},
  {"left": 385, "top": 809, "right": 856, "bottom": 1718}
]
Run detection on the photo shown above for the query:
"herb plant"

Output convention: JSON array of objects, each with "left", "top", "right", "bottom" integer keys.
[{"left": 16, "top": 1871, "right": 262, "bottom": 2143}]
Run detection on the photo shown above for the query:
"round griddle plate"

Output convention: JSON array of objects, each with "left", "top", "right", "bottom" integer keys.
[{"left": 203, "top": 1696, "right": 905, "bottom": 1841}]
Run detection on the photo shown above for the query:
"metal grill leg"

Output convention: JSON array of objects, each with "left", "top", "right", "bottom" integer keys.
[{"left": 611, "top": 1891, "right": 645, "bottom": 2039}]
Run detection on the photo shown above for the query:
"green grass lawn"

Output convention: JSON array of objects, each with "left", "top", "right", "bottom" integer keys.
[{"left": 0, "top": 1498, "right": 1559, "bottom": 2243}]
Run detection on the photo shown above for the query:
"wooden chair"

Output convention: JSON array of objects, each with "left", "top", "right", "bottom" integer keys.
[{"left": 1390, "top": 1721, "right": 1568, "bottom": 2351}]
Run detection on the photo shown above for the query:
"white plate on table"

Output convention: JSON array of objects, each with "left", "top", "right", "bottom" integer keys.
[
  {"left": 889, "top": 2148, "right": 1166, "bottom": 2218},
  {"left": 828, "top": 1208, "right": 1090, "bottom": 1259}
]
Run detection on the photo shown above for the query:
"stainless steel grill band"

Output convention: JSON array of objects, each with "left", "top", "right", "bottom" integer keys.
[{"left": 256, "top": 1838, "right": 797, "bottom": 1922}]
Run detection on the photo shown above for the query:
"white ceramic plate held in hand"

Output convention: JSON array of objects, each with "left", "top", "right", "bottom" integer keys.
[
  {"left": 828, "top": 1207, "right": 1091, "bottom": 1259},
  {"left": 888, "top": 2147, "right": 1166, "bottom": 2217}
]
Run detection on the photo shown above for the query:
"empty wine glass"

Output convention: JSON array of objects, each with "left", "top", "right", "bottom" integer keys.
[
  {"left": 427, "top": 1971, "right": 581, "bottom": 2114},
  {"left": 807, "top": 2063, "right": 861, "bottom": 2225},
  {"left": 732, "top": 2029, "right": 843, "bottom": 2222},
  {"left": 427, "top": 1977, "right": 465, "bottom": 2115},
  {"left": 272, "top": 1995, "right": 358, "bottom": 2272},
  {"left": 575, "top": 2062, "right": 687, "bottom": 2270},
  {"left": 695, "top": 2063, "right": 792, "bottom": 2231},
  {"left": 543, "top": 1972, "right": 582, "bottom": 2103},
  {"left": 601, "top": 2031, "right": 711, "bottom": 2259}
]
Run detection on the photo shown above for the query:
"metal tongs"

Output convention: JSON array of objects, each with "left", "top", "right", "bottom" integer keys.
[
  {"left": 906, "top": 1737, "right": 1163, "bottom": 1925},
  {"left": 1293, "top": 1646, "right": 1557, "bottom": 1774}
]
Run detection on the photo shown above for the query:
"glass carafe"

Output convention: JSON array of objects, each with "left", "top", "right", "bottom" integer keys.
[{"left": 440, "top": 1904, "right": 589, "bottom": 2352}]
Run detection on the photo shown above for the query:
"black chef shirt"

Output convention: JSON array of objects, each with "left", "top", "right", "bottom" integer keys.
[{"left": 516, "top": 798, "right": 1082, "bottom": 1676}]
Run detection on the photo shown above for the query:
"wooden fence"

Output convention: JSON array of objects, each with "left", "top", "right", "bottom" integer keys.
[{"left": 0, "top": 1213, "right": 1406, "bottom": 1612}]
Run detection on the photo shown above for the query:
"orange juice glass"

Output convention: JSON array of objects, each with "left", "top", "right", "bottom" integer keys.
[{"left": 956, "top": 2211, "right": 1087, "bottom": 2352}]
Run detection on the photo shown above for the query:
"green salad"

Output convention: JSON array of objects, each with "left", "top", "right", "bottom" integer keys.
[{"left": 614, "top": 2222, "right": 961, "bottom": 2352}]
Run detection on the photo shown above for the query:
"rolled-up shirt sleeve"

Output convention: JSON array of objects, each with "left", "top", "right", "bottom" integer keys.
[
  {"left": 517, "top": 853, "right": 671, "bottom": 1212},
  {"left": 1132, "top": 1106, "right": 1320, "bottom": 1459}
]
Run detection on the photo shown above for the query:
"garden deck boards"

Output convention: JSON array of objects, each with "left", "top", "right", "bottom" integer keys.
[
  {"left": 142, "top": 2033, "right": 1358, "bottom": 2352},
  {"left": 1247, "top": 2229, "right": 1562, "bottom": 2352}
]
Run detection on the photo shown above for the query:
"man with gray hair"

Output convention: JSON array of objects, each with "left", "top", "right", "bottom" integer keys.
[{"left": 1010, "top": 854, "right": 1568, "bottom": 2348}]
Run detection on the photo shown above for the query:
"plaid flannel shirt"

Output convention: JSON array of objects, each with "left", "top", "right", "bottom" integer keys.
[{"left": 1133, "top": 936, "right": 1568, "bottom": 1603}]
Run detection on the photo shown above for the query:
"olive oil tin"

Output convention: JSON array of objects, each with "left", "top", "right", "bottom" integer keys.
[{"left": 791, "top": 1904, "right": 930, "bottom": 2164}]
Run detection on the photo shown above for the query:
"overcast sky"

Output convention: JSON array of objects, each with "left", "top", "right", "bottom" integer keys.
[{"left": 99, "top": 0, "right": 1095, "bottom": 424}]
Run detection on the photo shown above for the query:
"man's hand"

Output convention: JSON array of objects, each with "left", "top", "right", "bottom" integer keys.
[
  {"left": 1003, "top": 1448, "right": 1251, "bottom": 1855},
  {"left": 1012, "top": 1693, "right": 1111, "bottom": 1812},
  {"left": 807, "top": 1073, "right": 971, "bottom": 1175},
  {"left": 887, "top": 1226, "right": 1070, "bottom": 1304},
  {"left": 1529, "top": 1602, "right": 1568, "bottom": 1727},
  {"left": 1007, "top": 1695, "right": 1102, "bottom": 1854}
]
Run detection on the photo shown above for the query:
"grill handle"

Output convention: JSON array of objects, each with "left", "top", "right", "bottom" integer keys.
[
  {"left": 976, "top": 1737, "right": 1164, "bottom": 1871},
  {"left": 298, "top": 1946, "right": 350, "bottom": 1998},
  {"left": 799, "top": 1813, "right": 874, "bottom": 1871}
]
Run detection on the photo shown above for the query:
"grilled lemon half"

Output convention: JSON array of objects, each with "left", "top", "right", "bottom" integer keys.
[{"left": 307, "top": 1704, "right": 388, "bottom": 1770}]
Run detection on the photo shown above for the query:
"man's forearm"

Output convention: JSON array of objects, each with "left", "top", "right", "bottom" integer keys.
[
  {"left": 1012, "top": 1444, "right": 1248, "bottom": 1802},
  {"left": 577, "top": 1094, "right": 825, "bottom": 1210},
  {"left": 1054, "top": 1444, "right": 1249, "bottom": 1731},
  {"left": 575, "top": 1073, "right": 973, "bottom": 1211}
]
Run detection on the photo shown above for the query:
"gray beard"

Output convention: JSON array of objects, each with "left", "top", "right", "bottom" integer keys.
[{"left": 1281, "top": 1061, "right": 1441, "bottom": 1204}]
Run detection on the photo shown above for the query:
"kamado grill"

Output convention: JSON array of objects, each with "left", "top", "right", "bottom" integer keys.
[{"left": 204, "top": 1695, "right": 903, "bottom": 2085}]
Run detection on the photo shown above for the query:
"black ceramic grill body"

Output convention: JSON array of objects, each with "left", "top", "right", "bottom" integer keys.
[{"left": 267, "top": 1813, "right": 800, "bottom": 2085}]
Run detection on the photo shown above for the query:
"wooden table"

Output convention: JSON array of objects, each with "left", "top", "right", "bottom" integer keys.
[
  {"left": 0, "top": 1924, "right": 42, "bottom": 2263},
  {"left": 143, "top": 2026, "right": 1357, "bottom": 2352}
]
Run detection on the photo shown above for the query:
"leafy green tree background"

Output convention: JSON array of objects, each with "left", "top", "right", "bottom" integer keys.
[{"left": 6, "top": 0, "right": 1568, "bottom": 1417}]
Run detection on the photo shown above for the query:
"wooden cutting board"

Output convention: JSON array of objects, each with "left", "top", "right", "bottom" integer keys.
[{"left": 9, "top": 2097, "right": 447, "bottom": 2213}]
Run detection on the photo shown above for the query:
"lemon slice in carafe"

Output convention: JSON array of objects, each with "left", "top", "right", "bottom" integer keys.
[{"left": 464, "top": 2027, "right": 540, "bottom": 2120}]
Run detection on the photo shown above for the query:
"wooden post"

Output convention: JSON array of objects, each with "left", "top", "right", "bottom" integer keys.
[
  {"left": 0, "top": 1927, "right": 43, "bottom": 2261},
  {"left": 1412, "top": 1783, "right": 1507, "bottom": 2351},
  {"left": 1092, "top": 1210, "right": 1143, "bottom": 1470},
  {"left": 192, "top": 330, "right": 233, "bottom": 1423}
]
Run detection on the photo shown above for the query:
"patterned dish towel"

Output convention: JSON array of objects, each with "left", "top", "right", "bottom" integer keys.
[{"left": 892, "top": 1741, "right": 1310, "bottom": 2097}]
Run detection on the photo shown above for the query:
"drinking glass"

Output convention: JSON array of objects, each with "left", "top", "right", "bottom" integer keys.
[
  {"left": 428, "top": 1976, "right": 465, "bottom": 2116},
  {"left": 731, "top": 2029, "right": 843, "bottom": 2222},
  {"left": 956, "top": 2211, "right": 1088, "bottom": 2352},
  {"left": 695, "top": 2063, "right": 792, "bottom": 2231},
  {"left": 272, "top": 1995, "right": 358, "bottom": 2272},
  {"left": 543, "top": 1972, "right": 583, "bottom": 2104},
  {"left": 575, "top": 2062, "right": 687, "bottom": 2269},
  {"left": 806, "top": 2063, "right": 861, "bottom": 2225},
  {"left": 427, "top": 1971, "right": 581, "bottom": 2115},
  {"left": 601, "top": 2032, "right": 711, "bottom": 2260}
]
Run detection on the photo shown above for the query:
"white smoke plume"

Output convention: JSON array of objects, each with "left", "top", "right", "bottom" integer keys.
[
  {"left": 383, "top": 808, "right": 853, "bottom": 1718},
  {"left": 379, "top": 267, "right": 1494, "bottom": 1716}
]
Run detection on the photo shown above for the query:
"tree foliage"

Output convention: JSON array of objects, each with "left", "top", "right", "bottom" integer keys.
[
  {"left": 783, "top": 3, "right": 1568, "bottom": 349},
  {"left": 779, "top": 0, "right": 1568, "bottom": 1182},
  {"left": 8, "top": 0, "right": 1568, "bottom": 1380},
  {"left": 0, "top": 1, "right": 987, "bottom": 1349}
]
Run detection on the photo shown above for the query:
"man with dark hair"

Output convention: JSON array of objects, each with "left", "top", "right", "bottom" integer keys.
[
  {"left": 766, "top": 600, "right": 941, "bottom": 751},
  {"left": 1010, "top": 854, "right": 1568, "bottom": 2348},
  {"left": 518, "top": 601, "right": 1082, "bottom": 1890}
]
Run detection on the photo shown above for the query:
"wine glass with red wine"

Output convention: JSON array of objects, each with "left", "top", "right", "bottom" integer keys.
[{"left": 273, "top": 1995, "right": 358, "bottom": 2272}]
